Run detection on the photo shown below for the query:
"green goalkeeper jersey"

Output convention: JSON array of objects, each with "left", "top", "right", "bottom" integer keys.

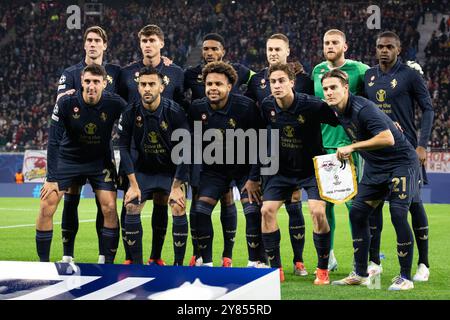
[{"left": 312, "top": 59, "right": 369, "bottom": 148}]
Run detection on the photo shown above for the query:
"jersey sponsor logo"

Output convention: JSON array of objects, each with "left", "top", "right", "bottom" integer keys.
[
  {"left": 390, "top": 78, "right": 397, "bottom": 89},
  {"left": 228, "top": 118, "right": 236, "bottom": 128},
  {"left": 59, "top": 75, "right": 66, "bottom": 84},
  {"left": 84, "top": 123, "right": 97, "bottom": 135},
  {"left": 283, "top": 125, "right": 295, "bottom": 138},
  {"left": 51, "top": 114, "right": 59, "bottom": 122},
  {"left": 376, "top": 89, "right": 386, "bottom": 102},
  {"left": 368, "top": 75, "right": 375, "bottom": 87},
  {"left": 398, "top": 193, "right": 407, "bottom": 200},
  {"left": 148, "top": 131, "right": 159, "bottom": 144}
]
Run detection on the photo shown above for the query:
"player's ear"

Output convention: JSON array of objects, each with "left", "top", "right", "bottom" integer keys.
[
  {"left": 103, "top": 41, "right": 108, "bottom": 51},
  {"left": 343, "top": 42, "right": 348, "bottom": 53},
  {"left": 102, "top": 79, "right": 107, "bottom": 89},
  {"left": 160, "top": 39, "right": 165, "bottom": 50}
]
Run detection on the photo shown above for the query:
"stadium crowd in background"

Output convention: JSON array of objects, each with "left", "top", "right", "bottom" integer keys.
[{"left": 0, "top": 0, "right": 448, "bottom": 151}]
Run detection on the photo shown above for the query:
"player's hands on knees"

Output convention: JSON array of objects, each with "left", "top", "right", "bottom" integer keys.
[
  {"left": 169, "top": 186, "right": 186, "bottom": 209},
  {"left": 125, "top": 185, "right": 141, "bottom": 205},
  {"left": 40, "top": 182, "right": 59, "bottom": 201},
  {"left": 242, "top": 180, "right": 262, "bottom": 205},
  {"left": 336, "top": 146, "right": 354, "bottom": 161}
]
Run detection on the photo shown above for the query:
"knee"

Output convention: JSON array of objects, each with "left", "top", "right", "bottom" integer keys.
[
  {"left": 261, "top": 205, "right": 276, "bottom": 224},
  {"left": 39, "top": 201, "right": 57, "bottom": 220},
  {"left": 171, "top": 204, "right": 185, "bottom": 216},
  {"left": 310, "top": 208, "right": 327, "bottom": 226},
  {"left": 125, "top": 203, "right": 141, "bottom": 214},
  {"left": 102, "top": 202, "right": 117, "bottom": 218}
]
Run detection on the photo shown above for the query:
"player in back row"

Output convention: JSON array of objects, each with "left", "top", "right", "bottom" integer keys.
[
  {"left": 364, "top": 31, "right": 434, "bottom": 281},
  {"left": 117, "top": 24, "right": 185, "bottom": 265},
  {"left": 312, "top": 29, "right": 369, "bottom": 271},
  {"left": 184, "top": 33, "right": 255, "bottom": 267},
  {"left": 56, "top": 26, "right": 121, "bottom": 264}
]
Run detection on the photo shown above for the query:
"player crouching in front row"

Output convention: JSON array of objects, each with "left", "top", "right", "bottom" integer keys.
[
  {"left": 322, "top": 69, "right": 420, "bottom": 291},
  {"left": 36, "top": 64, "right": 127, "bottom": 263},
  {"left": 118, "top": 66, "right": 189, "bottom": 265}
]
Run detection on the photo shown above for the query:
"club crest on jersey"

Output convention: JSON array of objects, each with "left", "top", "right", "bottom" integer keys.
[
  {"left": 228, "top": 118, "right": 236, "bottom": 128},
  {"left": 201, "top": 113, "right": 207, "bottom": 123},
  {"left": 391, "top": 79, "right": 397, "bottom": 89},
  {"left": 160, "top": 121, "right": 168, "bottom": 131},
  {"left": 368, "top": 75, "right": 375, "bottom": 87},
  {"left": 260, "top": 78, "right": 267, "bottom": 89},
  {"left": 107, "top": 75, "right": 113, "bottom": 84},
  {"left": 197, "top": 74, "right": 203, "bottom": 83},
  {"left": 73, "top": 107, "right": 80, "bottom": 119},
  {"left": 283, "top": 125, "right": 295, "bottom": 138},
  {"left": 59, "top": 75, "right": 66, "bottom": 84},
  {"left": 84, "top": 123, "right": 97, "bottom": 135},
  {"left": 136, "top": 115, "right": 143, "bottom": 127},
  {"left": 53, "top": 104, "right": 59, "bottom": 115},
  {"left": 100, "top": 112, "right": 107, "bottom": 122},
  {"left": 163, "top": 75, "right": 170, "bottom": 86},
  {"left": 134, "top": 72, "right": 140, "bottom": 83},
  {"left": 297, "top": 115, "right": 305, "bottom": 124}
]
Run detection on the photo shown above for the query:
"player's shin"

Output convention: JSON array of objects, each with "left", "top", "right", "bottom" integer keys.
[
  {"left": 410, "top": 201, "right": 429, "bottom": 267},
  {"left": 369, "top": 202, "right": 383, "bottom": 265},
  {"left": 150, "top": 204, "right": 168, "bottom": 260},
  {"left": 193, "top": 200, "right": 215, "bottom": 264},
  {"left": 124, "top": 213, "right": 143, "bottom": 264},
  {"left": 61, "top": 193, "right": 80, "bottom": 258},
  {"left": 102, "top": 227, "right": 119, "bottom": 264},
  {"left": 95, "top": 195, "right": 105, "bottom": 261},
  {"left": 36, "top": 229, "right": 53, "bottom": 262},
  {"left": 220, "top": 203, "right": 237, "bottom": 259},
  {"left": 172, "top": 214, "right": 188, "bottom": 265},
  {"left": 286, "top": 201, "right": 306, "bottom": 264},
  {"left": 350, "top": 201, "right": 375, "bottom": 277},
  {"left": 390, "top": 204, "right": 414, "bottom": 280},
  {"left": 243, "top": 202, "right": 264, "bottom": 263}
]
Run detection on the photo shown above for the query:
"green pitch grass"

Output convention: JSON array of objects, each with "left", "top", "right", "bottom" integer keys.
[{"left": 0, "top": 197, "right": 449, "bottom": 299}]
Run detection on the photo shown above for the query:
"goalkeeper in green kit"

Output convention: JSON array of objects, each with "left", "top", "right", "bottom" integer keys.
[{"left": 312, "top": 29, "right": 369, "bottom": 271}]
